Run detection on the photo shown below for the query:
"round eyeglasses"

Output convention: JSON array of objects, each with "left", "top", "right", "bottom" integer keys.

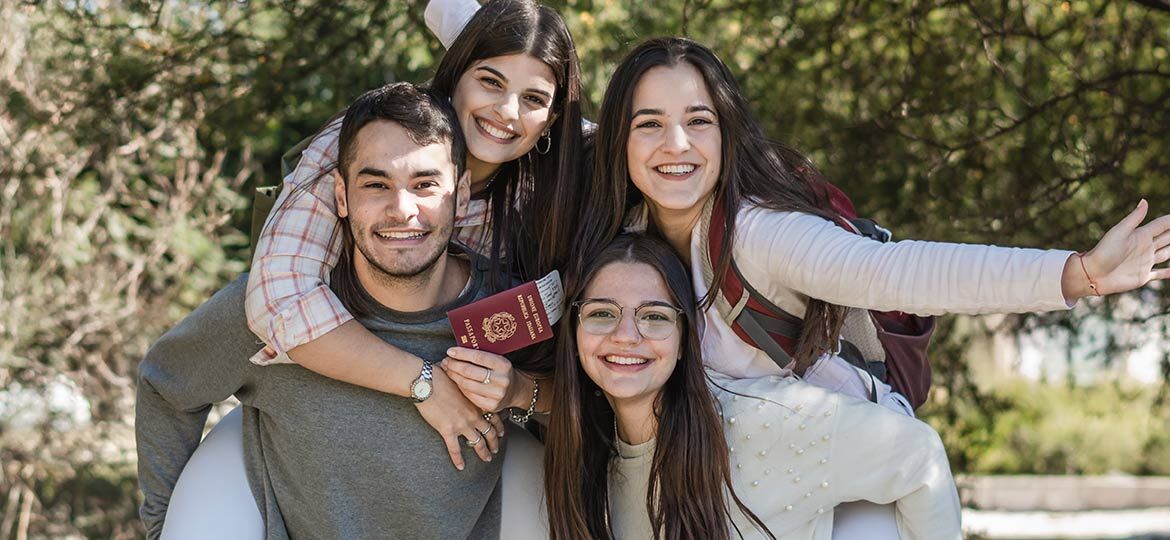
[{"left": 571, "top": 299, "right": 683, "bottom": 341}]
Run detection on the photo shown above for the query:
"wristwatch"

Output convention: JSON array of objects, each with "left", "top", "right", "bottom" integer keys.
[{"left": 410, "top": 361, "right": 434, "bottom": 403}]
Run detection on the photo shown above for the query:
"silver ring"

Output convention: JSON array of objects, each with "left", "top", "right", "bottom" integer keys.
[
  {"left": 482, "top": 369, "right": 492, "bottom": 385},
  {"left": 477, "top": 424, "right": 494, "bottom": 435},
  {"left": 464, "top": 435, "right": 482, "bottom": 447}
]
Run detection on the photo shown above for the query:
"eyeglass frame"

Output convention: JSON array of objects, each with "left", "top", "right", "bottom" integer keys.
[{"left": 570, "top": 298, "right": 685, "bottom": 341}]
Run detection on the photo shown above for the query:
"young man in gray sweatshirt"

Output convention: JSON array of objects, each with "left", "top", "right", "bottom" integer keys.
[{"left": 136, "top": 83, "right": 505, "bottom": 539}]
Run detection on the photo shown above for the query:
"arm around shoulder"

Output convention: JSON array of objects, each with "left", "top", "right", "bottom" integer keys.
[{"left": 244, "top": 121, "right": 350, "bottom": 361}]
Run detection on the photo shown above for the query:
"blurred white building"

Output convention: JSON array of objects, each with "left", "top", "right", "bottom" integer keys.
[{"left": 965, "top": 287, "right": 1167, "bottom": 385}]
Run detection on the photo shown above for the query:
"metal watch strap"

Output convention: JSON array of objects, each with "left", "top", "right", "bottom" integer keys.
[{"left": 411, "top": 361, "right": 434, "bottom": 402}]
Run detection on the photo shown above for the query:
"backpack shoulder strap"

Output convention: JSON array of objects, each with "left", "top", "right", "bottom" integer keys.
[
  {"left": 709, "top": 198, "right": 883, "bottom": 403},
  {"left": 710, "top": 199, "right": 805, "bottom": 328},
  {"left": 709, "top": 199, "right": 802, "bottom": 358}
]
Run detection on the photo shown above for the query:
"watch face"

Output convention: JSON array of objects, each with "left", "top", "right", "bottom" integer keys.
[{"left": 413, "top": 380, "right": 433, "bottom": 400}]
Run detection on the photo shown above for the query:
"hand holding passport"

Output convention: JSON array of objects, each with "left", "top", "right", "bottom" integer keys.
[{"left": 447, "top": 271, "right": 565, "bottom": 355}]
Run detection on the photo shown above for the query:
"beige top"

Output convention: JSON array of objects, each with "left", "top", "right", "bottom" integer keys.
[
  {"left": 609, "top": 436, "right": 656, "bottom": 539},
  {"left": 606, "top": 372, "right": 962, "bottom": 540}
]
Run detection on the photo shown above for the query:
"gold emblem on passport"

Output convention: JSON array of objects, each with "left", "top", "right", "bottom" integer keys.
[{"left": 483, "top": 312, "right": 518, "bottom": 343}]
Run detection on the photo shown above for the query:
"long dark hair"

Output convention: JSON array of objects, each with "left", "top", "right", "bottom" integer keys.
[
  {"left": 579, "top": 37, "right": 845, "bottom": 374},
  {"left": 545, "top": 234, "right": 773, "bottom": 540},
  {"left": 430, "top": 0, "right": 585, "bottom": 290}
]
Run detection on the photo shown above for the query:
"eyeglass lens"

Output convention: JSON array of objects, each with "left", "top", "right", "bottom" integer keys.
[{"left": 577, "top": 300, "right": 680, "bottom": 340}]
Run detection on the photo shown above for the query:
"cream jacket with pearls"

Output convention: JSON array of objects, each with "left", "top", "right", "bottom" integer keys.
[{"left": 607, "top": 372, "right": 961, "bottom": 539}]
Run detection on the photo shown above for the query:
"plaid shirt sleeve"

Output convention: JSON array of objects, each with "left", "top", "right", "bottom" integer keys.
[{"left": 244, "top": 118, "right": 351, "bottom": 365}]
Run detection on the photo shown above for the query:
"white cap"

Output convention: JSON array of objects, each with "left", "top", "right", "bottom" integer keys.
[{"left": 424, "top": 0, "right": 483, "bottom": 49}]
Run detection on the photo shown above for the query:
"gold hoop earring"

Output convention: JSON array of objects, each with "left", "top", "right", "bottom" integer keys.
[{"left": 536, "top": 131, "right": 552, "bottom": 155}]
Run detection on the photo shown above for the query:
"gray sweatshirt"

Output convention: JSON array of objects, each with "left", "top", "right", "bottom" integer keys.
[{"left": 136, "top": 268, "right": 501, "bottom": 540}]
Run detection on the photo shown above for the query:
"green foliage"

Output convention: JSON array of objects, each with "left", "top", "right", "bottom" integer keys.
[
  {"left": 1, "top": 0, "right": 1169, "bottom": 537},
  {"left": 924, "top": 380, "right": 1170, "bottom": 475}
]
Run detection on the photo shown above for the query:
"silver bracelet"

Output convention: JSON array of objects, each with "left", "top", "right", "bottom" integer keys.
[{"left": 510, "top": 377, "right": 539, "bottom": 424}]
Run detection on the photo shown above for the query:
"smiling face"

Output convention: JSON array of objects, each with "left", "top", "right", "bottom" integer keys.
[
  {"left": 334, "top": 120, "right": 470, "bottom": 284},
  {"left": 575, "top": 261, "right": 682, "bottom": 409},
  {"left": 625, "top": 63, "right": 722, "bottom": 224},
  {"left": 451, "top": 53, "right": 558, "bottom": 180}
]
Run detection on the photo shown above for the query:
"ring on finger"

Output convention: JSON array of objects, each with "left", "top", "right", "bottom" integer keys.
[
  {"left": 482, "top": 369, "right": 492, "bottom": 385},
  {"left": 464, "top": 435, "right": 483, "bottom": 447},
  {"left": 483, "top": 412, "right": 494, "bottom": 422},
  {"left": 477, "top": 424, "right": 494, "bottom": 435}
]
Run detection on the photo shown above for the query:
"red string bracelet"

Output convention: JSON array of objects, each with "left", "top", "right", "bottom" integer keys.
[{"left": 1077, "top": 252, "right": 1101, "bottom": 296}]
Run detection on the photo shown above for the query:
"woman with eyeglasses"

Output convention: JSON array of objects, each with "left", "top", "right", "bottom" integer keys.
[{"left": 543, "top": 233, "right": 960, "bottom": 540}]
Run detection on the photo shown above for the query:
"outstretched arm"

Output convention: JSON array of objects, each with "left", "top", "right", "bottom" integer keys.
[{"left": 733, "top": 201, "right": 1170, "bottom": 316}]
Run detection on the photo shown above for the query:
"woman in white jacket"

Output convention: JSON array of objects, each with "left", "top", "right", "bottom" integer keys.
[{"left": 573, "top": 36, "right": 1170, "bottom": 538}]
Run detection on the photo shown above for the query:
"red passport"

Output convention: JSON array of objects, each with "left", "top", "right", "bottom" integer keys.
[{"left": 447, "top": 271, "right": 564, "bottom": 355}]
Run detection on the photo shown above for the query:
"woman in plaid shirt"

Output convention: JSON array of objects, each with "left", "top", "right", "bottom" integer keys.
[{"left": 246, "top": 0, "right": 586, "bottom": 469}]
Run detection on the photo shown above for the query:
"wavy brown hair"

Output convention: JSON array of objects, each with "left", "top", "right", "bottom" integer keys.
[
  {"left": 545, "top": 234, "right": 774, "bottom": 540},
  {"left": 577, "top": 37, "right": 846, "bottom": 374}
]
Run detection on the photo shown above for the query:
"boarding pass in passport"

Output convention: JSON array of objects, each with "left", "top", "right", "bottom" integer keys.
[{"left": 447, "top": 271, "right": 565, "bottom": 355}]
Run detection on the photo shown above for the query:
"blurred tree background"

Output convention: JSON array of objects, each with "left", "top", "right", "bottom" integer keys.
[{"left": 1, "top": 0, "right": 1168, "bottom": 537}]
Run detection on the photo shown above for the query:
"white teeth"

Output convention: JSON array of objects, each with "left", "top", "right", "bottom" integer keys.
[
  {"left": 376, "top": 231, "right": 426, "bottom": 240},
  {"left": 656, "top": 164, "right": 696, "bottom": 175},
  {"left": 605, "top": 355, "right": 649, "bottom": 366},
  {"left": 477, "top": 119, "right": 517, "bottom": 140}
]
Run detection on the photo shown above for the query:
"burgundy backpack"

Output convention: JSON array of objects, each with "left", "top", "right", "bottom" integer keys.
[{"left": 708, "top": 185, "right": 937, "bottom": 409}]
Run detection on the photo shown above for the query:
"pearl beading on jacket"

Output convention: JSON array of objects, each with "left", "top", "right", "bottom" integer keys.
[{"left": 711, "top": 373, "right": 841, "bottom": 530}]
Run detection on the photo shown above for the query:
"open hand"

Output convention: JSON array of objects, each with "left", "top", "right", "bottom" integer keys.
[
  {"left": 440, "top": 347, "right": 531, "bottom": 412},
  {"left": 1068, "top": 200, "right": 1170, "bottom": 299},
  {"left": 415, "top": 367, "right": 505, "bottom": 471}
]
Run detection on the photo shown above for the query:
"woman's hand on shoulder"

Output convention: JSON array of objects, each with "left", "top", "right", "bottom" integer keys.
[{"left": 1065, "top": 200, "right": 1170, "bottom": 300}]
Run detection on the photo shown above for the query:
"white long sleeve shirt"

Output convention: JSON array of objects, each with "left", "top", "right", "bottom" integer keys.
[{"left": 689, "top": 201, "right": 1074, "bottom": 379}]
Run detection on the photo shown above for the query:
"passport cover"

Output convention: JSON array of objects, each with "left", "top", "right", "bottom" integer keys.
[{"left": 447, "top": 272, "right": 562, "bottom": 354}]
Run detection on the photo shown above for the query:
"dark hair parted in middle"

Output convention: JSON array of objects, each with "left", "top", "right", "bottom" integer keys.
[
  {"left": 579, "top": 37, "right": 846, "bottom": 375},
  {"left": 544, "top": 234, "right": 773, "bottom": 540},
  {"left": 430, "top": 0, "right": 587, "bottom": 294},
  {"left": 335, "top": 82, "right": 466, "bottom": 181}
]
